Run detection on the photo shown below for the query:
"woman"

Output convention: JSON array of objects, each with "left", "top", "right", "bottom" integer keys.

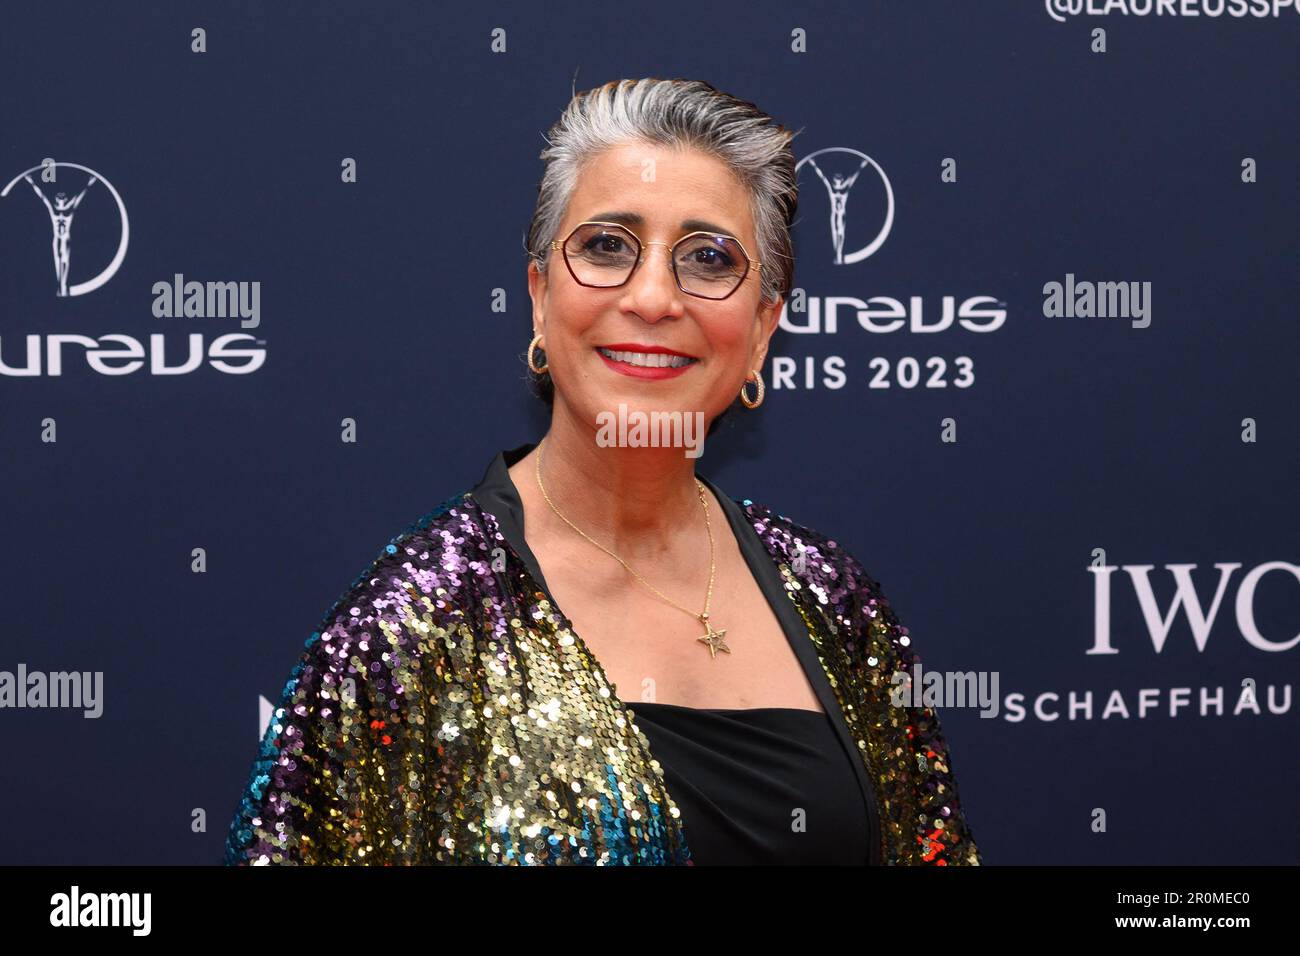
[{"left": 224, "top": 77, "right": 980, "bottom": 866}]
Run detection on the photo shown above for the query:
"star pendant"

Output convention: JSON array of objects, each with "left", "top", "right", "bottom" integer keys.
[{"left": 697, "top": 616, "right": 731, "bottom": 659}]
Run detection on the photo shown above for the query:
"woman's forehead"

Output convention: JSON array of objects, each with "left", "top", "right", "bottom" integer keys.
[
  {"left": 577, "top": 143, "right": 745, "bottom": 195},
  {"left": 566, "top": 148, "right": 754, "bottom": 240}
]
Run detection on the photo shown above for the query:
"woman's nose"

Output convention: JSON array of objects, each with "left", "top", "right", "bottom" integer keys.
[{"left": 626, "top": 242, "right": 683, "bottom": 315}]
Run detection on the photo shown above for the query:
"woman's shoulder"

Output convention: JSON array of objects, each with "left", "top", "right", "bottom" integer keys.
[
  {"left": 227, "top": 491, "right": 492, "bottom": 865},
  {"left": 281, "top": 491, "right": 498, "bottom": 682},
  {"left": 729, "top": 494, "right": 888, "bottom": 605},
  {"left": 253, "top": 491, "right": 491, "bottom": 731}
]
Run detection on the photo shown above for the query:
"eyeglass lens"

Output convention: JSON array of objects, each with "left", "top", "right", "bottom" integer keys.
[{"left": 562, "top": 223, "right": 748, "bottom": 298}]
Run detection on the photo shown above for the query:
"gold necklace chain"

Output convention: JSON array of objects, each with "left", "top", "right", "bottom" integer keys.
[{"left": 533, "top": 437, "right": 731, "bottom": 658}]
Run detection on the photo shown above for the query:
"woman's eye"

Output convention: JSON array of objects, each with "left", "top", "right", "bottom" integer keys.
[{"left": 689, "top": 247, "right": 731, "bottom": 267}]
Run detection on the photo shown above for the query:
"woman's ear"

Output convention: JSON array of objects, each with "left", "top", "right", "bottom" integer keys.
[
  {"left": 751, "top": 293, "right": 783, "bottom": 368},
  {"left": 527, "top": 259, "right": 548, "bottom": 332}
]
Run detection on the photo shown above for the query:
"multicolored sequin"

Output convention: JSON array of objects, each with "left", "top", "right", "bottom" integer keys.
[{"left": 223, "top": 491, "right": 980, "bottom": 865}]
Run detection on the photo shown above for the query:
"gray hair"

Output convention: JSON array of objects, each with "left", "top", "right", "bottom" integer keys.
[{"left": 524, "top": 77, "right": 800, "bottom": 410}]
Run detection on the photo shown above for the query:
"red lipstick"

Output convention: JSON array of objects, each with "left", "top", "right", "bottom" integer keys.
[{"left": 594, "top": 344, "right": 699, "bottom": 380}]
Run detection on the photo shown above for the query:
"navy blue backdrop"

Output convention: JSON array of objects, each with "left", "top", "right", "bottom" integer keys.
[{"left": 1, "top": 0, "right": 1297, "bottom": 865}]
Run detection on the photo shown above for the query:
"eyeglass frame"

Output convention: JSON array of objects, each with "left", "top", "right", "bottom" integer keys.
[{"left": 548, "top": 220, "right": 762, "bottom": 301}]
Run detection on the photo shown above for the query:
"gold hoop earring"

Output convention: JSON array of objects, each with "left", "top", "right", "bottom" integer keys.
[
  {"left": 740, "top": 370, "right": 765, "bottom": 409},
  {"left": 527, "top": 332, "right": 548, "bottom": 374}
]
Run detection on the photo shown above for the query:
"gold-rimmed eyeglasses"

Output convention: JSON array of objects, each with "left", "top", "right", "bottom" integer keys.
[{"left": 549, "top": 221, "right": 761, "bottom": 301}]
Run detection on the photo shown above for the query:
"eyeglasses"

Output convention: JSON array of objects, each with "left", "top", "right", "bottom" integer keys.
[{"left": 549, "top": 221, "right": 761, "bottom": 301}]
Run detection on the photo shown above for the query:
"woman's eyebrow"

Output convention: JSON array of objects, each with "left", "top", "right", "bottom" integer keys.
[{"left": 588, "top": 210, "right": 738, "bottom": 237}]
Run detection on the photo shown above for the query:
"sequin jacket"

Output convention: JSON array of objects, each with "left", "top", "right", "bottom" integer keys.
[{"left": 224, "top": 448, "right": 981, "bottom": 866}]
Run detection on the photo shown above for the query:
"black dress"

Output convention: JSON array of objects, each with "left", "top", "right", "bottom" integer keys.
[
  {"left": 628, "top": 701, "right": 871, "bottom": 864},
  {"left": 469, "top": 443, "right": 878, "bottom": 865}
]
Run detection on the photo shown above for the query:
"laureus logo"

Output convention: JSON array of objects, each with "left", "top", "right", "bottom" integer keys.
[
  {"left": 1, "top": 158, "right": 265, "bottom": 378},
  {"left": 785, "top": 147, "right": 1006, "bottom": 342},
  {"left": 795, "top": 147, "right": 894, "bottom": 265},
  {"left": 1, "top": 160, "right": 129, "bottom": 297}
]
